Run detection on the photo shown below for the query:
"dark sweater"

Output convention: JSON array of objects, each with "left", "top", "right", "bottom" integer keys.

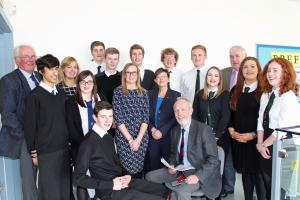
[
  {"left": 24, "top": 86, "right": 69, "bottom": 154},
  {"left": 73, "top": 130, "right": 122, "bottom": 199},
  {"left": 96, "top": 72, "right": 121, "bottom": 104}
]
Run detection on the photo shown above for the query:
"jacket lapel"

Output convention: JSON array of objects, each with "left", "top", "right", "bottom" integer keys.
[{"left": 16, "top": 69, "right": 31, "bottom": 93}]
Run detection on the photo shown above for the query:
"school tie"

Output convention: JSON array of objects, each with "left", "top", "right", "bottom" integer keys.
[
  {"left": 195, "top": 70, "right": 200, "bottom": 93},
  {"left": 179, "top": 128, "right": 185, "bottom": 164},
  {"left": 51, "top": 90, "right": 55, "bottom": 95},
  {"left": 244, "top": 86, "right": 250, "bottom": 93},
  {"left": 207, "top": 91, "right": 215, "bottom": 126},
  {"left": 30, "top": 74, "right": 39, "bottom": 87},
  {"left": 97, "top": 65, "right": 102, "bottom": 74},
  {"left": 262, "top": 92, "right": 275, "bottom": 130}
]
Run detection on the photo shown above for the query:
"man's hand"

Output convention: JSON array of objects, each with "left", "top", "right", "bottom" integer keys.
[
  {"left": 185, "top": 175, "right": 199, "bottom": 185},
  {"left": 31, "top": 150, "right": 38, "bottom": 166},
  {"left": 168, "top": 165, "right": 177, "bottom": 175},
  {"left": 120, "top": 175, "right": 131, "bottom": 188},
  {"left": 113, "top": 177, "right": 123, "bottom": 190}
]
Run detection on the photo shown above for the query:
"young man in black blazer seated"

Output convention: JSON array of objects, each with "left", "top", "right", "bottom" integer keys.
[{"left": 73, "top": 101, "right": 169, "bottom": 200}]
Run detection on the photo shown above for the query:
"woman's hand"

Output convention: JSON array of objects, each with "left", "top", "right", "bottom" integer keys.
[
  {"left": 131, "top": 139, "right": 141, "bottom": 151},
  {"left": 152, "top": 129, "right": 162, "bottom": 140},
  {"left": 236, "top": 133, "right": 253, "bottom": 143}
]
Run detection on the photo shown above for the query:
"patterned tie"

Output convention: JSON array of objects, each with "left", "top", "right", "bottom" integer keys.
[
  {"left": 30, "top": 74, "right": 39, "bottom": 87},
  {"left": 208, "top": 91, "right": 215, "bottom": 99},
  {"left": 263, "top": 92, "right": 275, "bottom": 130},
  {"left": 195, "top": 70, "right": 200, "bottom": 93},
  {"left": 179, "top": 128, "right": 185, "bottom": 164},
  {"left": 244, "top": 86, "right": 250, "bottom": 93}
]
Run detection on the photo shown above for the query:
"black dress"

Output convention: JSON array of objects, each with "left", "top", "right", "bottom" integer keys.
[{"left": 230, "top": 89, "right": 260, "bottom": 173}]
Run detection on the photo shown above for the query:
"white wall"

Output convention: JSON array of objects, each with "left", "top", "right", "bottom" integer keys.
[{"left": 9, "top": 0, "right": 300, "bottom": 71}]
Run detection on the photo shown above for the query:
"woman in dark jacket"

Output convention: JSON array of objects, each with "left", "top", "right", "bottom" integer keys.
[{"left": 147, "top": 68, "right": 181, "bottom": 171}]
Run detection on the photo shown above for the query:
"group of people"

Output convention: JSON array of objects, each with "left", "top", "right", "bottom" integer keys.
[{"left": 0, "top": 41, "right": 299, "bottom": 200}]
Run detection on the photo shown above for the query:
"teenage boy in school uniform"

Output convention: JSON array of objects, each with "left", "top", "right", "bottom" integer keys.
[{"left": 73, "top": 101, "right": 169, "bottom": 200}]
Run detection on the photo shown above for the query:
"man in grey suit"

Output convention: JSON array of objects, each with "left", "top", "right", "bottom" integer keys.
[
  {"left": 220, "top": 45, "right": 246, "bottom": 197},
  {"left": 146, "top": 97, "right": 221, "bottom": 200},
  {"left": 0, "top": 45, "right": 39, "bottom": 200}
]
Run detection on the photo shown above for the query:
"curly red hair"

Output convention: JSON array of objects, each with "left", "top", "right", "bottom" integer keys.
[{"left": 260, "top": 57, "right": 296, "bottom": 95}]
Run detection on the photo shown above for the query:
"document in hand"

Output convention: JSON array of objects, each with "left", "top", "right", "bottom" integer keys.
[{"left": 160, "top": 158, "right": 195, "bottom": 171}]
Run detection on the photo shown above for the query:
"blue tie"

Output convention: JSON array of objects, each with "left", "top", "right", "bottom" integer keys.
[{"left": 30, "top": 74, "right": 39, "bottom": 87}]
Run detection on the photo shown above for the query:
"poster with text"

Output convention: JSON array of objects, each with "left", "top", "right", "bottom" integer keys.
[{"left": 256, "top": 44, "right": 300, "bottom": 85}]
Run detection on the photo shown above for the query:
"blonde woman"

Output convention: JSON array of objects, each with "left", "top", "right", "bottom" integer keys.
[
  {"left": 58, "top": 56, "right": 79, "bottom": 96},
  {"left": 113, "top": 63, "right": 149, "bottom": 178}
]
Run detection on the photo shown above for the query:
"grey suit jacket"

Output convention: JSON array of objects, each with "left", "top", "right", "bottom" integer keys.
[
  {"left": 221, "top": 67, "right": 233, "bottom": 92},
  {"left": 0, "top": 69, "right": 40, "bottom": 159},
  {"left": 169, "top": 119, "right": 221, "bottom": 199}
]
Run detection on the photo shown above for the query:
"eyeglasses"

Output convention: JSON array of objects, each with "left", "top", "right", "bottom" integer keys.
[
  {"left": 19, "top": 55, "right": 37, "bottom": 61},
  {"left": 125, "top": 71, "right": 138, "bottom": 76},
  {"left": 79, "top": 80, "right": 94, "bottom": 86}
]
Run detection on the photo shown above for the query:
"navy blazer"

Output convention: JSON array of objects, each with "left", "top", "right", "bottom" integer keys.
[
  {"left": 148, "top": 88, "right": 180, "bottom": 138},
  {"left": 169, "top": 119, "right": 221, "bottom": 199},
  {"left": 0, "top": 69, "right": 40, "bottom": 158}
]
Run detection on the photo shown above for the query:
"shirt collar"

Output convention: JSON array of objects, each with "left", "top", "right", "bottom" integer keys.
[
  {"left": 92, "top": 124, "right": 107, "bottom": 138},
  {"left": 208, "top": 86, "right": 218, "bottom": 92},
  {"left": 272, "top": 87, "right": 280, "bottom": 97},
  {"left": 243, "top": 80, "right": 258, "bottom": 92},
  {"left": 39, "top": 81, "right": 58, "bottom": 94},
  {"left": 104, "top": 70, "right": 117, "bottom": 77},
  {"left": 19, "top": 68, "right": 33, "bottom": 80}
]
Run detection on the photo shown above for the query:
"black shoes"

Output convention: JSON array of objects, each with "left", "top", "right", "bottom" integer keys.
[{"left": 220, "top": 190, "right": 234, "bottom": 198}]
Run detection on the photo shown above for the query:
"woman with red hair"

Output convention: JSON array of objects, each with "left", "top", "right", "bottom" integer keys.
[{"left": 256, "top": 57, "right": 300, "bottom": 199}]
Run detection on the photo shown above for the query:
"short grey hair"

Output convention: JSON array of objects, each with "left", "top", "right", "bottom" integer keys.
[
  {"left": 229, "top": 45, "right": 247, "bottom": 57},
  {"left": 174, "top": 97, "right": 193, "bottom": 109}
]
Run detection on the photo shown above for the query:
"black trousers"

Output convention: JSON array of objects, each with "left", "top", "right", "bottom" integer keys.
[
  {"left": 241, "top": 172, "right": 266, "bottom": 200},
  {"left": 100, "top": 178, "right": 169, "bottom": 200},
  {"left": 38, "top": 148, "right": 70, "bottom": 200}
]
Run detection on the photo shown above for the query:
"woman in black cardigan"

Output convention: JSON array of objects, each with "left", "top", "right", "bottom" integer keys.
[
  {"left": 66, "top": 70, "right": 106, "bottom": 200},
  {"left": 192, "top": 66, "right": 230, "bottom": 152}
]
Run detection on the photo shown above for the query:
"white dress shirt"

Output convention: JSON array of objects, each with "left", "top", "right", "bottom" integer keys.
[
  {"left": 257, "top": 89, "right": 300, "bottom": 139},
  {"left": 81, "top": 60, "right": 106, "bottom": 75},
  {"left": 39, "top": 81, "right": 58, "bottom": 94},
  {"left": 168, "top": 67, "right": 183, "bottom": 93},
  {"left": 180, "top": 66, "right": 208, "bottom": 102}
]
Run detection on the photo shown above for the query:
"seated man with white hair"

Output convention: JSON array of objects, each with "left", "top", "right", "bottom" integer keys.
[{"left": 146, "top": 97, "right": 221, "bottom": 200}]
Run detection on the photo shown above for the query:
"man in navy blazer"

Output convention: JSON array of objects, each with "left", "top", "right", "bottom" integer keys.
[
  {"left": 146, "top": 97, "right": 221, "bottom": 200},
  {"left": 0, "top": 45, "right": 40, "bottom": 200}
]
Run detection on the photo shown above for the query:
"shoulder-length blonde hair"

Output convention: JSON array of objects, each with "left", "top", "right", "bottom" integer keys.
[
  {"left": 202, "top": 66, "right": 224, "bottom": 100},
  {"left": 121, "top": 63, "right": 144, "bottom": 96},
  {"left": 230, "top": 57, "right": 262, "bottom": 111},
  {"left": 260, "top": 57, "right": 296, "bottom": 95},
  {"left": 58, "top": 56, "right": 80, "bottom": 85}
]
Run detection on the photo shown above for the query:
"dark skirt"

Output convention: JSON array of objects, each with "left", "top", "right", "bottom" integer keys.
[{"left": 232, "top": 137, "right": 260, "bottom": 174}]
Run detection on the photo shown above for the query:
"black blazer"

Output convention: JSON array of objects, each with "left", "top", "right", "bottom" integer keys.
[
  {"left": 0, "top": 69, "right": 40, "bottom": 158},
  {"left": 148, "top": 88, "right": 180, "bottom": 138},
  {"left": 141, "top": 69, "right": 155, "bottom": 91},
  {"left": 192, "top": 89, "right": 230, "bottom": 139},
  {"left": 66, "top": 93, "right": 106, "bottom": 161}
]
